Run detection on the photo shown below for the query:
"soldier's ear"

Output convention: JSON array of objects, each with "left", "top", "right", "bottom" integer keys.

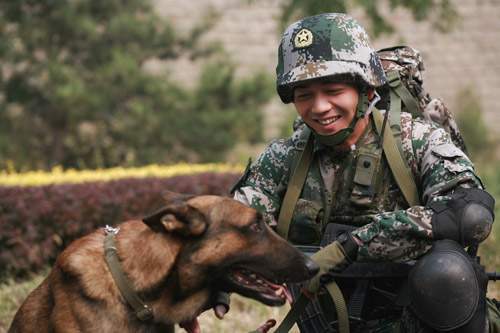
[{"left": 143, "top": 201, "right": 207, "bottom": 237}]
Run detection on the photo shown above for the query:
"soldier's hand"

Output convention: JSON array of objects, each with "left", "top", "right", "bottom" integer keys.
[
  {"left": 248, "top": 319, "right": 276, "bottom": 333},
  {"left": 303, "top": 241, "right": 350, "bottom": 295}
]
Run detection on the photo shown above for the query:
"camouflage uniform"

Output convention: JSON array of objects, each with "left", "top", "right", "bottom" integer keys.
[
  {"left": 233, "top": 113, "right": 482, "bottom": 332},
  {"left": 234, "top": 111, "right": 481, "bottom": 258},
  {"left": 232, "top": 13, "right": 488, "bottom": 333}
]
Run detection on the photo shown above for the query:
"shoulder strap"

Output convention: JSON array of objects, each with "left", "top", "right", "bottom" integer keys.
[
  {"left": 277, "top": 129, "right": 314, "bottom": 239},
  {"left": 387, "top": 74, "right": 403, "bottom": 156},
  {"left": 386, "top": 70, "right": 420, "bottom": 118},
  {"left": 372, "top": 108, "right": 421, "bottom": 207}
]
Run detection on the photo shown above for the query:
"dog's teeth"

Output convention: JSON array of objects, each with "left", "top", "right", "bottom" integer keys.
[
  {"left": 250, "top": 273, "right": 257, "bottom": 279},
  {"left": 257, "top": 279, "right": 263, "bottom": 284},
  {"left": 283, "top": 285, "right": 293, "bottom": 304}
]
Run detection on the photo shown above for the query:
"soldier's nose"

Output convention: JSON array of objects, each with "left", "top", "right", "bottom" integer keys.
[
  {"left": 311, "top": 96, "right": 331, "bottom": 114},
  {"left": 304, "top": 257, "right": 320, "bottom": 277}
]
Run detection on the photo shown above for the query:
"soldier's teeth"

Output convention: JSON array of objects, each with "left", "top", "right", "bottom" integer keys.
[{"left": 318, "top": 116, "right": 340, "bottom": 125}]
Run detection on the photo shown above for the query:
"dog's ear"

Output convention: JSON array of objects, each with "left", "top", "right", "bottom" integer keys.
[
  {"left": 162, "top": 190, "right": 195, "bottom": 203},
  {"left": 142, "top": 202, "right": 207, "bottom": 237}
]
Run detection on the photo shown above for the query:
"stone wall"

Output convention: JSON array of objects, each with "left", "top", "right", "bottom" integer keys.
[{"left": 153, "top": 0, "right": 500, "bottom": 147}]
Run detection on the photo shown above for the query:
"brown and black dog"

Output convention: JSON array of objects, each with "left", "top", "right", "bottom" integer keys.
[{"left": 9, "top": 192, "right": 318, "bottom": 333}]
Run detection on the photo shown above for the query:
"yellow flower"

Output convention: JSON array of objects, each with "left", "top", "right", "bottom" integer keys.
[{"left": 0, "top": 163, "right": 244, "bottom": 187}]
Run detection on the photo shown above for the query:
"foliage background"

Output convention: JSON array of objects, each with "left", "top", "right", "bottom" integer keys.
[{"left": 0, "top": 1, "right": 272, "bottom": 170}]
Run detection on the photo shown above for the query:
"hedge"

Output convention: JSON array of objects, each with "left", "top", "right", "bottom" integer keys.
[
  {"left": 0, "top": 163, "right": 243, "bottom": 187},
  {"left": 0, "top": 172, "right": 240, "bottom": 279}
]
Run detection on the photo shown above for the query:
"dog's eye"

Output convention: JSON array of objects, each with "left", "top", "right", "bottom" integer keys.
[{"left": 249, "top": 220, "right": 263, "bottom": 233}]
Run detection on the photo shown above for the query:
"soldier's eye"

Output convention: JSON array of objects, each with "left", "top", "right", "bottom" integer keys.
[
  {"left": 326, "top": 89, "right": 341, "bottom": 95},
  {"left": 295, "top": 92, "right": 312, "bottom": 100}
]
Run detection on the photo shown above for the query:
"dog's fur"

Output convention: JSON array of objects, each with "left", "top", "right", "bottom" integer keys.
[{"left": 9, "top": 193, "right": 317, "bottom": 333}]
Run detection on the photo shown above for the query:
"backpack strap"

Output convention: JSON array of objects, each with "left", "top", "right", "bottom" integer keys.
[
  {"left": 387, "top": 73, "right": 402, "bottom": 154},
  {"left": 277, "top": 128, "right": 314, "bottom": 239},
  {"left": 386, "top": 70, "right": 420, "bottom": 118},
  {"left": 372, "top": 108, "right": 421, "bottom": 207}
]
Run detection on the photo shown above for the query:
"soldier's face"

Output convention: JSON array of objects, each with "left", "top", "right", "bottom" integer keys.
[{"left": 293, "top": 81, "right": 359, "bottom": 136}]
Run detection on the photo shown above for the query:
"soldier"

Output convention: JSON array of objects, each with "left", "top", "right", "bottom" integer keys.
[{"left": 231, "top": 13, "right": 496, "bottom": 333}]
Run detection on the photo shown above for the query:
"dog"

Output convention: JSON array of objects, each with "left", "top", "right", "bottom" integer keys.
[{"left": 9, "top": 192, "right": 318, "bottom": 333}]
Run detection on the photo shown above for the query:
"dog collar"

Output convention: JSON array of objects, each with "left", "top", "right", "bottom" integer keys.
[{"left": 103, "top": 225, "right": 154, "bottom": 322}]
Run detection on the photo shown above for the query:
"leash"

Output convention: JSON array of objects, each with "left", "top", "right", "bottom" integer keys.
[
  {"left": 273, "top": 280, "right": 350, "bottom": 333},
  {"left": 103, "top": 225, "right": 154, "bottom": 322}
]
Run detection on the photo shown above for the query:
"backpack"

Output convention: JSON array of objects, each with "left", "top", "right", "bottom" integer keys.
[{"left": 376, "top": 45, "right": 468, "bottom": 154}]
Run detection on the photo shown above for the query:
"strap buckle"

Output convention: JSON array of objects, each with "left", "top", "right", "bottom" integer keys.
[
  {"left": 104, "top": 225, "right": 120, "bottom": 236},
  {"left": 136, "top": 305, "right": 154, "bottom": 321}
]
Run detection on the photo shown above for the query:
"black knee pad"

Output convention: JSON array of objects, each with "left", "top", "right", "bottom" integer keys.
[
  {"left": 430, "top": 188, "right": 495, "bottom": 246},
  {"left": 408, "top": 240, "right": 488, "bottom": 332}
]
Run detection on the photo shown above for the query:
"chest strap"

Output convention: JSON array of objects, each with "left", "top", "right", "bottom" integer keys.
[
  {"left": 372, "top": 108, "right": 420, "bottom": 207},
  {"left": 104, "top": 225, "right": 154, "bottom": 322},
  {"left": 277, "top": 129, "right": 314, "bottom": 239}
]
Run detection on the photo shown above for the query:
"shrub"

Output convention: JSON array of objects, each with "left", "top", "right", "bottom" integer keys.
[
  {"left": 0, "top": 163, "right": 243, "bottom": 187},
  {"left": 455, "top": 87, "right": 492, "bottom": 161},
  {"left": 0, "top": 172, "right": 240, "bottom": 279}
]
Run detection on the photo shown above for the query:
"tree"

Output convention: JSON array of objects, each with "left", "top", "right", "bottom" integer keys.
[
  {"left": 279, "top": 0, "right": 459, "bottom": 37},
  {"left": 0, "top": 0, "right": 272, "bottom": 170},
  {"left": 455, "top": 87, "right": 492, "bottom": 161}
]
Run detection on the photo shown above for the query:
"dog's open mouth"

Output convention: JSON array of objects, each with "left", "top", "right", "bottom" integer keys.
[{"left": 225, "top": 268, "right": 293, "bottom": 306}]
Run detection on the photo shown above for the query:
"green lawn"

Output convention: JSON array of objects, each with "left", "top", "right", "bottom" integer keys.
[{"left": 0, "top": 276, "right": 297, "bottom": 333}]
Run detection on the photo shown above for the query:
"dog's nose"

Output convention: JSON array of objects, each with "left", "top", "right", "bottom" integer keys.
[{"left": 304, "top": 258, "right": 320, "bottom": 277}]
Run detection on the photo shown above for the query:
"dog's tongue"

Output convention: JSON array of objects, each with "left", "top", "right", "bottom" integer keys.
[
  {"left": 268, "top": 282, "right": 293, "bottom": 304},
  {"left": 179, "top": 318, "right": 200, "bottom": 333}
]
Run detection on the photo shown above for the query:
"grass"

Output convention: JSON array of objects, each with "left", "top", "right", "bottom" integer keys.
[
  {"left": 0, "top": 273, "right": 46, "bottom": 333},
  {"left": 0, "top": 273, "right": 298, "bottom": 333}
]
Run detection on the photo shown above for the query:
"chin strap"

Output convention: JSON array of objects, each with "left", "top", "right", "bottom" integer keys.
[
  {"left": 314, "top": 126, "right": 354, "bottom": 147},
  {"left": 314, "top": 91, "right": 380, "bottom": 147}
]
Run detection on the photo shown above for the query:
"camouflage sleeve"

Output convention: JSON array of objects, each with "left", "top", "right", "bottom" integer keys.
[
  {"left": 233, "top": 138, "right": 297, "bottom": 227},
  {"left": 352, "top": 118, "right": 483, "bottom": 262}
]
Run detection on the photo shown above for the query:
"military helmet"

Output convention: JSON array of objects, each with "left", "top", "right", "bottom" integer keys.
[{"left": 276, "top": 13, "right": 387, "bottom": 103}]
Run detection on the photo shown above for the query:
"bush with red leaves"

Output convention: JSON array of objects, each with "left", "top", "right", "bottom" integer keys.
[{"left": 0, "top": 172, "right": 240, "bottom": 279}]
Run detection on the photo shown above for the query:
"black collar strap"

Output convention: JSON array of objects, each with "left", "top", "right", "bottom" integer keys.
[{"left": 103, "top": 225, "right": 154, "bottom": 322}]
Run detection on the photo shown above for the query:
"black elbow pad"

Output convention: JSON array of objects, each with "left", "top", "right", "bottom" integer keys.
[{"left": 429, "top": 188, "right": 495, "bottom": 246}]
